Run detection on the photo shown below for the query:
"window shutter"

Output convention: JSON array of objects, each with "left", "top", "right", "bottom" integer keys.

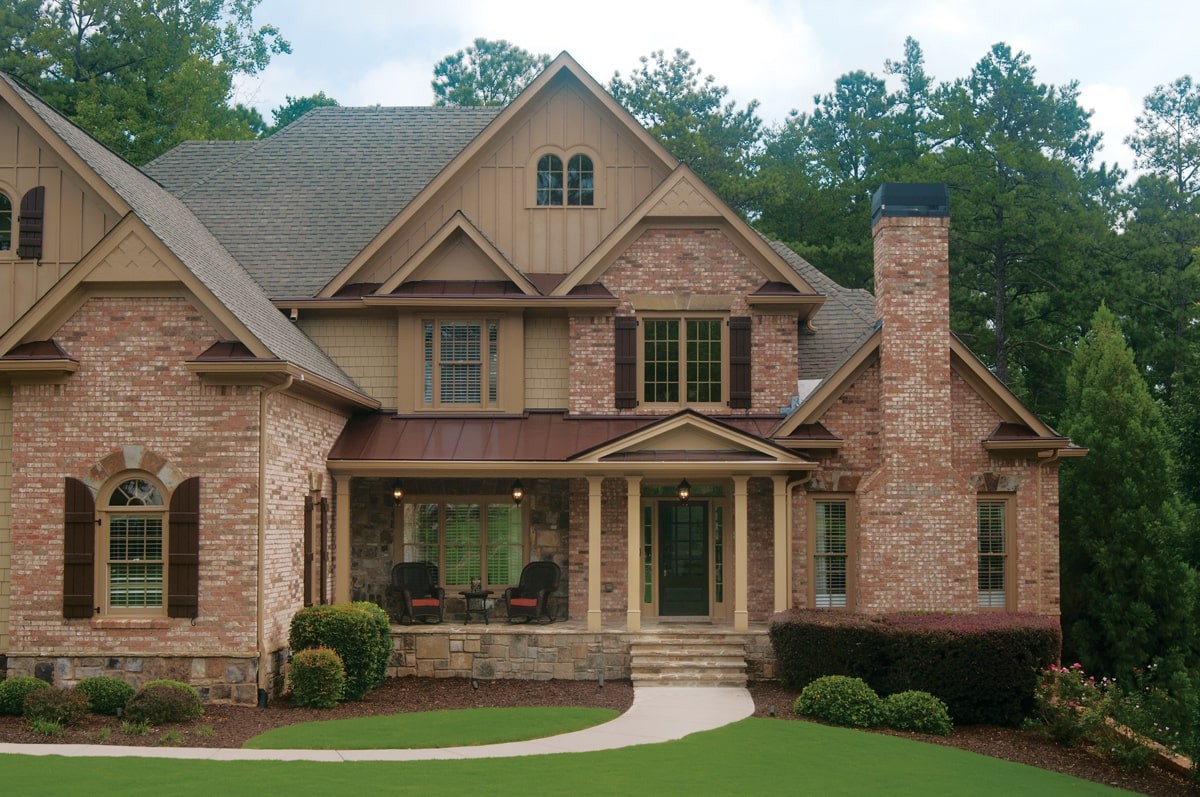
[
  {"left": 63, "top": 477, "right": 96, "bottom": 618},
  {"left": 729, "top": 316, "right": 752, "bottom": 409},
  {"left": 318, "top": 496, "right": 329, "bottom": 604},
  {"left": 303, "top": 494, "right": 314, "bottom": 607},
  {"left": 614, "top": 316, "right": 638, "bottom": 409},
  {"left": 167, "top": 476, "right": 200, "bottom": 618},
  {"left": 17, "top": 186, "right": 45, "bottom": 259}
]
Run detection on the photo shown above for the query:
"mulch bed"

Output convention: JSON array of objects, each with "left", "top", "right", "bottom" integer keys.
[{"left": 0, "top": 678, "right": 1194, "bottom": 795}]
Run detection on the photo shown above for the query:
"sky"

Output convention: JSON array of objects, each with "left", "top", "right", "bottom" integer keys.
[{"left": 236, "top": 0, "right": 1199, "bottom": 177}]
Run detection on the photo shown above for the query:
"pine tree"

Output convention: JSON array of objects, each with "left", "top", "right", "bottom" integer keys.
[{"left": 1059, "top": 304, "right": 1198, "bottom": 680}]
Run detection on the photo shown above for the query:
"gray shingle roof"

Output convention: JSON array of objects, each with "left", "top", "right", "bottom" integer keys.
[
  {"left": 2, "top": 73, "right": 364, "bottom": 397},
  {"left": 144, "top": 106, "right": 500, "bottom": 297}
]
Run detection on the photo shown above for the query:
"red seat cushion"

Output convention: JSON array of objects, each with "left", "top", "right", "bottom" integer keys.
[
  {"left": 509, "top": 598, "right": 538, "bottom": 608},
  {"left": 411, "top": 598, "right": 441, "bottom": 607}
]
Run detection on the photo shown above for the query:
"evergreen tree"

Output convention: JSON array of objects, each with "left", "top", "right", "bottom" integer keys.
[
  {"left": 431, "top": 39, "right": 549, "bottom": 107},
  {"left": 1060, "top": 304, "right": 1198, "bottom": 681}
]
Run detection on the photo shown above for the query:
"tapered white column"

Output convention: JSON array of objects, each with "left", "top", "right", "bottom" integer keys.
[
  {"left": 733, "top": 475, "right": 749, "bottom": 631},
  {"left": 625, "top": 476, "right": 642, "bottom": 631},
  {"left": 587, "top": 475, "right": 603, "bottom": 632}
]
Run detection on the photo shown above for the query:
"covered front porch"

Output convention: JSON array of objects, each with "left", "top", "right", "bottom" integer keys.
[{"left": 325, "top": 410, "right": 816, "bottom": 633}]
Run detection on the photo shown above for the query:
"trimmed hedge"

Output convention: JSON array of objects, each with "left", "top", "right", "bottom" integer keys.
[
  {"left": 883, "top": 690, "right": 953, "bottom": 736},
  {"left": 76, "top": 676, "right": 135, "bottom": 716},
  {"left": 288, "top": 647, "right": 346, "bottom": 708},
  {"left": 769, "top": 610, "right": 1061, "bottom": 725},
  {"left": 0, "top": 676, "right": 52, "bottom": 716},
  {"left": 124, "top": 680, "right": 203, "bottom": 724},
  {"left": 289, "top": 601, "right": 391, "bottom": 700},
  {"left": 795, "top": 675, "right": 883, "bottom": 727}
]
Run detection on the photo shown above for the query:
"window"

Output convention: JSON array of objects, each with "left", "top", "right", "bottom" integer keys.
[
  {"left": 978, "top": 499, "right": 1010, "bottom": 608},
  {"left": 0, "top": 192, "right": 10, "bottom": 251},
  {"left": 105, "top": 478, "right": 166, "bottom": 609},
  {"left": 422, "top": 319, "right": 499, "bottom": 407},
  {"left": 810, "top": 497, "right": 853, "bottom": 608},
  {"left": 535, "top": 151, "right": 594, "bottom": 206},
  {"left": 642, "top": 318, "right": 723, "bottom": 405},
  {"left": 401, "top": 499, "right": 524, "bottom": 589}
]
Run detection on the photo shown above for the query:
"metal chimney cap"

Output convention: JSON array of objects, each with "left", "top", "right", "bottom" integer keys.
[{"left": 871, "top": 183, "right": 949, "bottom": 224}]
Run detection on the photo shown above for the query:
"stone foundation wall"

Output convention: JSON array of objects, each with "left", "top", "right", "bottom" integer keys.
[{"left": 4, "top": 652, "right": 267, "bottom": 704}]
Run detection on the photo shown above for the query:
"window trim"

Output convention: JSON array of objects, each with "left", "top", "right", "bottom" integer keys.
[
  {"left": 977, "top": 495, "right": 1015, "bottom": 611},
  {"left": 526, "top": 147, "right": 604, "bottom": 208},
  {"left": 395, "top": 495, "right": 527, "bottom": 590},
  {"left": 807, "top": 495, "right": 856, "bottom": 610},
  {"left": 97, "top": 473, "right": 170, "bottom": 617},
  {"left": 637, "top": 313, "right": 729, "bottom": 409},
  {"left": 0, "top": 188, "right": 12, "bottom": 255},
  {"left": 421, "top": 317, "right": 500, "bottom": 409}
]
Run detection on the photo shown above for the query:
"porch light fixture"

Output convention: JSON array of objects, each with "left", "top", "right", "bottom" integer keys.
[
  {"left": 510, "top": 479, "right": 525, "bottom": 506},
  {"left": 677, "top": 479, "right": 691, "bottom": 503},
  {"left": 391, "top": 479, "right": 405, "bottom": 505}
]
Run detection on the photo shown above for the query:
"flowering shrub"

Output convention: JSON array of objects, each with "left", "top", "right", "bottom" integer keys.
[{"left": 1031, "top": 663, "right": 1110, "bottom": 746}]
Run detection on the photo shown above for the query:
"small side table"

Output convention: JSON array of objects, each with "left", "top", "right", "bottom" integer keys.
[{"left": 460, "top": 590, "right": 493, "bottom": 624}]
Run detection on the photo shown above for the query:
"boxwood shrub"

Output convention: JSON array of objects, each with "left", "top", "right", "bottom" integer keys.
[
  {"left": 795, "top": 675, "right": 884, "bottom": 728},
  {"left": 0, "top": 676, "right": 52, "bottom": 716},
  {"left": 288, "top": 646, "right": 346, "bottom": 708},
  {"left": 769, "top": 610, "right": 1060, "bottom": 725},
  {"left": 289, "top": 601, "right": 391, "bottom": 700},
  {"left": 124, "top": 679, "right": 203, "bottom": 724},
  {"left": 883, "top": 690, "right": 953, "bottom": 736},
  {"left": 76, "top": 676, "right": 135, "bottom": 716}
]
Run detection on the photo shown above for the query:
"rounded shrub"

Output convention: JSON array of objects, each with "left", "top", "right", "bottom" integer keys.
[
  {"left": 76, "top": 676, "right": 136, "bottom": 716},
  {"left": 124, "top": 679, "right": 203, "bottom": 724},
  {"left": 289, "top": 647, "right": 346, "bottom": 708},
  {"left": 289, "top": 601, "right": 391, "bottom": 700},
  {"left": 22, "top": 687, "right": 90, "bottom": 727},
  {"left": 795, "top": 675, "right": 884, "bottom": 728},
  {"left": 883, "top": 690, "right": 953, "bottom": 736},
  {"left": 0, "top": 676, "right": 52, "bottom": 716}
]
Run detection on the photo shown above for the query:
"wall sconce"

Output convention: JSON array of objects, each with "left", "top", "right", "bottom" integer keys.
[
  {"left": 677, "top": 479, "right": 691, "bottom": 503},
  {"left": 510, "top": 479, "right": 525, "bottom": 506},
  {"left": 391, "top": 479, "right": 405, "bottom": 505}
]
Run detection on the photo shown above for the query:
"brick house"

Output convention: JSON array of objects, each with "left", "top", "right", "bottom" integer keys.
[{"left": 0, "top": 54, "right": 1080, "bottom": 701}]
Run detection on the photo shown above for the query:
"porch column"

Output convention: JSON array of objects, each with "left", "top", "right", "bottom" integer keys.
[
  {"left": 334, "top": 475, "right": 351, "bottom": 603},
  {"left": 773, "top": 475, "right": 790, "bottom": 613},
  {"left": 625, "top": 475, "right": 642, "bottom": 631},
  {"left": 587, "top": 475, "right": 603, "bottom": 632},
  {"left": 733, "top": 474, "right": 750, "bottom": 632}
]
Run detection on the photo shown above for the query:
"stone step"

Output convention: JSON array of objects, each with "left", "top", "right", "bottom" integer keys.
[
  {"left": 631, "top": 668, "right": 747, "bottom": 686},
  {"left": 628, "top": 635, "right": 747, "bottom": 687},
  {"left": 630, "top": 644, "right": 746, "bottom": 658}
]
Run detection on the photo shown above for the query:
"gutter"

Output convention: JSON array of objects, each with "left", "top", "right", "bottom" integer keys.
[{"left": 257, "top": 376, "right": 293, "bottom": 697}]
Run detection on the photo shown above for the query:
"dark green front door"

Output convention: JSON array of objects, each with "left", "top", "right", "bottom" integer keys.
[{"left": 659, "top": 501, "right": 709, "bottom": 616}]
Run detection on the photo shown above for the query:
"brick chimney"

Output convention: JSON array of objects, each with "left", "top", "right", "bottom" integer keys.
[{"left": 871, "top": 183, "right": 952, "bottom": 470}]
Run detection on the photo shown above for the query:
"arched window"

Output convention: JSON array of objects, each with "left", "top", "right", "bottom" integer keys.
[
  {"left": 567, "top": 154, "right": 594, "bottom": 206},
  {"left": 536, "top": 154, "right": 563, "bottom": 206},
  {"left": 105, "top": 477, "right": 166, "bottom": 610},
  {"left": 0, "top": 192, "right": 11, "bottom": 251}
]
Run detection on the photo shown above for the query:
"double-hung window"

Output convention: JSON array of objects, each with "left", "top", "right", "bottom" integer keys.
[
  {"left": 105, "top": 478, "right": 166, "bottom": 611},
  {"left": 422, "top": 319, "right": 499, "bottom": 408},
  {"left": 401, "top": 499, "right": 524, "bottom": 589},
  {"left": 642, "top": 317, "right": 724, "bottom": 405},
  {"left": 810, "top": 497, "right": 853, "bottom": 609},
  {"left": 977, "top": 499, "right": 1010, "bottom": 608}
]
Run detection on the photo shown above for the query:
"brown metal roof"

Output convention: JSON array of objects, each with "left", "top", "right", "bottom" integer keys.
[
  {"left": 1, "top": 339, "right": 73, "bottom": 360},
  {"left": 388, "top": 280, "right": 526, "bottom": 297},
  {"left": 328, "top": 411, "right": 786, "bottom": 462},
  {"left": 988, "top": 422, "right": 1067, "bottom": 442}
]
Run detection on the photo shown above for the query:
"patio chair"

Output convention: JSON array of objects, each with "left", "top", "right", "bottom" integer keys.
[
  {"left": 387, "top": 561, "right": 445, "bottom": 624},
  {"left": 503, "top": 561, "right": 561, "bottom": 623}
]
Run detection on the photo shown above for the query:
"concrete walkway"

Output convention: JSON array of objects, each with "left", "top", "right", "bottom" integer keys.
[{"left": 0, "top": 685, "right": 755, "bottom": 761}]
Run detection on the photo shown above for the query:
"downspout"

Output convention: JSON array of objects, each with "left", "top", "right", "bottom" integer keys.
[{"left": 258, "top": 376, "right": 294, "bottom": 698}]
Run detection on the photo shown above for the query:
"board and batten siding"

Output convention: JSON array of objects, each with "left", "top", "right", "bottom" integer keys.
[
  {"left": 355, "top": 79, "right": 668, "bottom": 285},
  {"left": 0, "top": 104, "right": 121, "bottom": 335}
]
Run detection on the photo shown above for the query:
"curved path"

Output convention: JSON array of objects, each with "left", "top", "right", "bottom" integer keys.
[{"left": 0, "top": 685, "right": 755, "bottom": 761}]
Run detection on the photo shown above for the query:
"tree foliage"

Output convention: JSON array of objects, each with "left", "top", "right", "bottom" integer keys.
[
  {"left": 267, "top": 90, "right": 338, "bottom": 134},
  {"left": 1059, "top": 304, "right": 1198, "bottom": 681},
  {"left": 0, "top": 0, "right": 288, "bottom": 165},
  {"left": 610, "top": 48, "right": 763, "bottom": 215},
  {"left": 431, "top": 38, "right": 549, "bottom": 107}
]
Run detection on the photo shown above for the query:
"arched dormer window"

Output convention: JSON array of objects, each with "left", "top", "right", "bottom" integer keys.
[
  {"left": 0, "top": 192, "right": 11, "bottom": 251},
  {"left": 536, "top": 154, "right": 563, "bottom": 206},
  {"left": 566, "top": 154, "right": 594, "bottom": 206},
  {"left": 533, "top": 150, "right": 598, "bottom": 207}
]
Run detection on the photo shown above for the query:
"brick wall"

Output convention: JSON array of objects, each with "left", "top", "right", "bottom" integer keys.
[
  {"left": 566, "top": 477, "right": 629, "bottom": 622},
  {"left": 7, "top": 296, "right": 265, "bottom": 695},
  {"left": 0, "top": 385, "right": 11, "bottom": 654},
  {"left": 569, "top": 228, "right": 798, "bottom": 415}
]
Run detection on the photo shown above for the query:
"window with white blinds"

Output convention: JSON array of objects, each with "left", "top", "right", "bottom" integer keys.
[
  {"left": 813, "top": 500, "right": 848, "bottom": 608},
  {"left": 422, "top": 319, "right": 499, "bottom": 407},
  {"left": 978, "top": 500, "right": 1009, "bottom": 608}
]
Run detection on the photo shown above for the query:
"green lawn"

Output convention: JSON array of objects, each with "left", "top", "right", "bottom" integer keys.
[
  {"left": 1, "top": 718, "right": 1132, "bottom": 796},
  {"left": 245, "top": 706, "right": 618, "bottom": 749}
]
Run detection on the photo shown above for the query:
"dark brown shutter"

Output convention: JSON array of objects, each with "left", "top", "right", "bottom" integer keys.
[
  {"left": 63, "top": 477, "right": 96, "bottom": 618},
  {"left": 17, "top": 186, "right": 44, "bottom": 260},
  {"left": 318, "top": 496, "right": 329, "bottom": 604},
  {"left": 167, "top": 477, "right": 200, "bottom": 618},
  {"left": 303, "top": 494, "right": 314, "bottom": 607},
  {"left": 729, "top": 316, "right": 752, "bottom": 409},
  {"left": 615, "top": 316, "right": 638, "bottom": 409}
]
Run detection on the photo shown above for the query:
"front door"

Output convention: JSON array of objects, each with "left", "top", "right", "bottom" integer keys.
[{"left": 658, "top": 501, "right": 709, "bottom": 616}]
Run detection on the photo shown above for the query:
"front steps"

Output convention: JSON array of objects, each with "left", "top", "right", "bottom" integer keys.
[{"left": 630, "top": 632, "right": 748, "bottom": 687}]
